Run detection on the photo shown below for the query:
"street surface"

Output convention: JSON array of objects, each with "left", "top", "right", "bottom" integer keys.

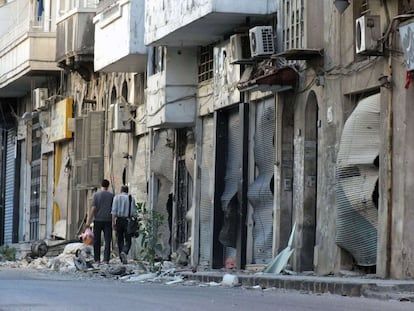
[{"left": 0, "top": 268, "right": 413, "bottom": 311}]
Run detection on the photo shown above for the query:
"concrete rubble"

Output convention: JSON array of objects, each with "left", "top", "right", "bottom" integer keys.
[{"left": 0, "top": 242, "right": 414, "bottom": 303}]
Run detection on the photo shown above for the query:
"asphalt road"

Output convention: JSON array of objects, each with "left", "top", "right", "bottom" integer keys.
[{"left": 0, "top": 268, "right": 413, "bottom": 311}]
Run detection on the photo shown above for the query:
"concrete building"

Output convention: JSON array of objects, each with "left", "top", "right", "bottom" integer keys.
[{"left": 1, "top": 0, "right": 414, "bottom": 280}]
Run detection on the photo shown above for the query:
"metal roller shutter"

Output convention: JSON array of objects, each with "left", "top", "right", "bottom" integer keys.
[
  {"left": 219, "top": 110, "right": 241, "bottom": 251},
  {"left": 247, "top": 99, "right": 275, "bottom": 264},
  {"left": 4, "top": 128, "right": 16, "bottom": 244},
  {"left": 199, "top": 116, "right": 214, "bottom": 265},
  {"left": 336, "top": 93, "right": 380, "bottom": 266}
]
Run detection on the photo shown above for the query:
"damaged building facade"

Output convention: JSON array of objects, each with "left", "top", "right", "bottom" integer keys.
[{"left": 1, "top": 0, "right": 414, "bottom": 280}]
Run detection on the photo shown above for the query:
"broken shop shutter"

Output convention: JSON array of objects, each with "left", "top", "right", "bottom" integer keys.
[
  {"left": 247, "top": 99, "right": 275, "bottom": 264},
  {"left": 219, "top": 110, "right": 241, "bottom": 248},
  {"left": 336, "top": 93, "right": 380, "bottom": 266},
  {"left": 86, "top": 111, "right": 105, "bottom": 187},
  {"left": 199, "top": 116, "right": 214, "bottom": 265}
]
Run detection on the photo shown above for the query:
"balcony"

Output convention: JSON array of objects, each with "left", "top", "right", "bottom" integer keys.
[
  {"left": 145, "top": 0, "right": 277, "bottom": 46},
  {"left": 146, "top": 47, "right": 197, "bottom": 128},
  {"left": 94, "top": 0, "right": 147, "bottom": 73},
  {"left": 56, "top": 0, "right": 98, "bottom": 80},
  {"left": 0, "top": 0, "right": 60, "bottom": 97}
]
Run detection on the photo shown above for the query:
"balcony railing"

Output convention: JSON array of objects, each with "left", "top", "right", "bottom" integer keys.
[
  {"left": 58, "top": 0, "right": 98, "bottom": 20},
  {"left": 96, "top": 0, "right": 118, "bottom": 14},
  {"left": 0, "top": 15, "right": 53, "bottom": 54}
]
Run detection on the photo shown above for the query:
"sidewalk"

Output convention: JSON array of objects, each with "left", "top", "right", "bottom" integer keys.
[{"left": 180, "top": 270, "right": 414, "bottom": 302}]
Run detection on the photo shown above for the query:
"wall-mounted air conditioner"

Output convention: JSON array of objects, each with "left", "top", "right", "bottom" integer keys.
[
  {"left": 249, "top": 26, "right": 275, "bottom": 58},
  {"left": 229, "top": 34, "right": 251, "bottom": 64},
  {"left": 355, "top": 15, "right": 381, "bottom": 55},
  {"left": 111, "top": 102, "right": 132, "bottom": 132},
  {"left": 33, "top": 88, "right": 48, "bottom": 111}
]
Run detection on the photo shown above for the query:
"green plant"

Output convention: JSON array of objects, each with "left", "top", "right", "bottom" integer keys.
[
  {"left": 136, "top": 201, "right": 164, "bottom": 272},
  {"left": 0, "top": 245, "right": 16, "bottom": 261}
]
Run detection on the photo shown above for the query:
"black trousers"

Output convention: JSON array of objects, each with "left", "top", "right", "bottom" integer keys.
[
  {"left": 92, "top": 220, "right": 112, "bottom": 263},
  {"left": 115, "top": 217, "right": 132, "bottom": 257}
]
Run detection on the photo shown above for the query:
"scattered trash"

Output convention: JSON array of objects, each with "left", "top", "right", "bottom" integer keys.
[
  {"left": 165, "top": 276, "right": 184, "bottom": 285},
  {"left": 122, "top": 273, "right": 157, "bottom": 282},
  {"left": 73, "top": 247, "right": 94, "bottom": 271},
  {"left": 263, "top": 222, "right": 296, "bottom": 274},
  {"left": 222, "top": 274, "right": 239, "bottom": 287},
  {"left": 79, "top": 227, "right": 94, "bottom": 246},
  {"left": 225, "top": 257, "right": 236, "bottom": 269},
  {"left": 30, "top": 240, "right": 48, "bottom": 258}
]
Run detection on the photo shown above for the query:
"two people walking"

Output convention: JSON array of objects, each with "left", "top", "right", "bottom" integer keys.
[{"left": 85, "top": 180, "right": 136, "bottom": 265}]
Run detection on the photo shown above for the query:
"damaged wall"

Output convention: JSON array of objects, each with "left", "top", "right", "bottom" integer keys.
[
  {"left": 52, "top": 143, "right": 72, "bottom": 239},
  {"left": 150, "top": 129, "right": 174, "bottom": 258}
]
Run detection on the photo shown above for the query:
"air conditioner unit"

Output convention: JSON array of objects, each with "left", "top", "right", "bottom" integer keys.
[
  {"left": 355, "top": 15, "right": 381, "bottom": 55},
  {"left": 112, "top": 102, "right": 132, "bottom": 132},
  {"left": 249, "top": 26, "right": 275, "bottom": 58},
  {"left": 229, "top": 34, "right": 251, "bottom": 64},
  {"left": 33, "top": 88, "right": 48, "bottom": 111}
]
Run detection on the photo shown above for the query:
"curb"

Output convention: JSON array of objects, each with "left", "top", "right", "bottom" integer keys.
[{"left": 181, "top": 272, "right": 414, "bottom": 300}]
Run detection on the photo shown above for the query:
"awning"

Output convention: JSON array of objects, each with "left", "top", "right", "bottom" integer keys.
[{"left": 237, "top": 65, "right": 298, "bottom": 93}]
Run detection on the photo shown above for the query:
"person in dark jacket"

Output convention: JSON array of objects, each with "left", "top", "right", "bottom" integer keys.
[{"left": 86, "top": 179, "right": 114, "bottom": 264}]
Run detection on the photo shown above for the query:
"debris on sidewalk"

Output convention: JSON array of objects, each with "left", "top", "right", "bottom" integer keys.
[
  {"left": 222, "top": 274, "right": 239, "bottom": 287},
  {"left": 263, "top": 222, "right": 296, "bottom": 274}
]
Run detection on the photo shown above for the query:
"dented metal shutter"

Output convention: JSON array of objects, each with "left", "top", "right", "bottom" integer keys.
[
  {"left": 199, "top": 116, "right": 214, "bottom": 265},
  {"left": 336, "top": 93, "right": 380, "bottom": 266},
  {"left": 4, "top": 128, "right": 16, "bottom": 244},
  {"left": 219, "top": 111, "right": 241, "bottom": 250},
  {"left": 247, "top": 99, "right": 275, "bottom": 264}
]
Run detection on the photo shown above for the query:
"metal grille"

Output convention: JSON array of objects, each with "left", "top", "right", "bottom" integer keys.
[
  {"left": 29, "top": 121, "right": 42, "bottom": 241},
  {"left": 29, "top": 160, "right": 41, "bottom": 241},
  {"left": 336, "top": 93, "right": 380, "bottom": 266},
  {"left": 198, "top": 45, "right": 214, "bottom": 83},
  {"left": 247, "top": 99, "right": 275, "bottom": 264},
  {"left": 199, "top": 117, "right": 214, "bottom": 265},
  {"left": 260, "top": 27, "right": 275, "bottom": 54},
  {"left": 282, "top": 0, "right": 304, "bottom": 50}
]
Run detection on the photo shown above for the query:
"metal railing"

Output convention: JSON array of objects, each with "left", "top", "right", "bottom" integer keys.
[
  {"left": 96, "top": 0, "right": 118, "bottom": 14},
  {"left": 58, "top": 0, "right": 99, "bottom": 16},
  {"left": 0, "top": 15, "right": 53, "bottom": 52}
]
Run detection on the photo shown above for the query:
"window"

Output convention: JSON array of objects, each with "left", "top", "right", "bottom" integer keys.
[{"left": 198, "top": 45, "right": 214, "bottom": 83}]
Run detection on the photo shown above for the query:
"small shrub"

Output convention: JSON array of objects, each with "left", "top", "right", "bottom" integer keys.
[
  {"left": 0, "top": 245, "right": 16, "bottom": 261},
  {"left": 136, "top": 201, "right": 164, "bottom": 272}
]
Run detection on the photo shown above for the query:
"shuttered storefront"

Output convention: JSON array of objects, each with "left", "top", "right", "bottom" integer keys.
[
  {"left": 219, "top": 110, "right": 242, "bottom": 258},
  {"left": 247, "top": 99, "right": 275, "bottom": 264},
  {"left": 199, "top": 116, "right": 214, "bottom": 265},
  {"left": 4, "top": 128, "right": 16, "bottom": 244},
  {"left": 336, "top": 93, "right": 380, "bottom": 266}
]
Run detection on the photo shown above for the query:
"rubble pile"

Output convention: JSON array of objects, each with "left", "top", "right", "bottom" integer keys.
[{"left": 0, "top": 242, "right": 246, "bottom": 288}]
